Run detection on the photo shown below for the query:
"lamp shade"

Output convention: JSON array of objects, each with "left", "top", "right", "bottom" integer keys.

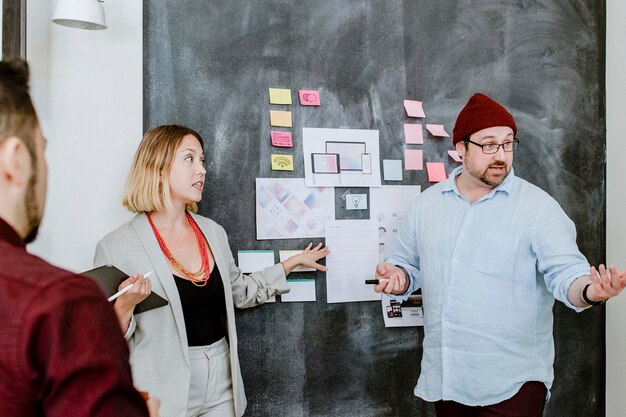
[{"left": 52, "top": 0, "right": 107, "bottom": 30}]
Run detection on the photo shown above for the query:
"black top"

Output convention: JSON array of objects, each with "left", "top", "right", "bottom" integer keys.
[{"left": 173, "top": 266, "right": 226, "bottom": 346}]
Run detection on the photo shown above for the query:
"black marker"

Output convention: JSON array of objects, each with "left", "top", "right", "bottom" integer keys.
[{"left": 365, "top": 279, "right": 389, "bottom": 285}]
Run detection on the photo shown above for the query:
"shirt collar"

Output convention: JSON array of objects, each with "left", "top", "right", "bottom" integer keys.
[
  {"left": 442, "top": 166, "right": 516, "bottom": 197},
  {"left": 0, "top": 217, "right": 25, "bottom": 248}
]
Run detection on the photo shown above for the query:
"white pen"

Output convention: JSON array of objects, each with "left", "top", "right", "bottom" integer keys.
[{"left": 108, "top": 271, "right": 153, "bottom": 302}]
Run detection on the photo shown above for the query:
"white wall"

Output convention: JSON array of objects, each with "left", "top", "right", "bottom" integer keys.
[
  {"left": 0, "top": 0, "right": 3, "bottom": 59},
  {"left": 26, "top": 0, "right": 142, "bottom": 272},
  {"left": 605, "top": 0, "right": 626, "bottom": 415}
]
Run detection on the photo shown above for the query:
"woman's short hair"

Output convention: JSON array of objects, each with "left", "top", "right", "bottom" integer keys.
[{"left": 123, "top": 125, "right": 204, "bottom": 213}]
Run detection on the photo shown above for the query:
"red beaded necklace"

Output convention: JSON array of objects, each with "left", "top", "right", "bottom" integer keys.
[{"left": 147, "top": 212, "right": 211, "bottom": 287}]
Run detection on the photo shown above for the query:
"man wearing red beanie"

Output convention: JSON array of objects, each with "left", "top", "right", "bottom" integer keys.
[{"left": 372, "top": 92, "right": 626, "bottom": 416}]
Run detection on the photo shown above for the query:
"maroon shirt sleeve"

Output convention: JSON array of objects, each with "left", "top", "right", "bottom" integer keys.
[{"left": 20, "top": 276, "right": 149, "bottom": 417}]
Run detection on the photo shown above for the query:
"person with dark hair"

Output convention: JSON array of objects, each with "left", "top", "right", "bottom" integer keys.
[
  {"left": 0, "top": 59, "right": 159, "bottom": 417},
  {"left": 95, "top": 124, "right": 329, "bottom": 417},
  {"left": 373, "top": 93, "right": 626, "bottom": 416}
]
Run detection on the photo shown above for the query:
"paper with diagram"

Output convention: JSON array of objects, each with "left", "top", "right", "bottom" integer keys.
[
  {"left": 302, "top": 127, "right": 381, "bottom": 187},
  {"left": 370, "top": 185, "right": 421, "bottom": 262},
  {"left": 256, "top": 178, "right": 335, "bottom": 240},
  {"left": 381, "top": 293, "right": 424, "bottom": 327}
]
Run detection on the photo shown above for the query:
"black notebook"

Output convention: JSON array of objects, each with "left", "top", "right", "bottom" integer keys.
[{"left": 81, "top": 265, "right": 168, "bottom": 314}]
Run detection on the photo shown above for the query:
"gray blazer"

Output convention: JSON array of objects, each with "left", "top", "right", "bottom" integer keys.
[{"left": 94, "top": 212, "right": 289, "bottom": 417}]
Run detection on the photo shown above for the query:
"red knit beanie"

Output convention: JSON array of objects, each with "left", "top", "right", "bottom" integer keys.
[{"left": 452, "top": 93, "right": 517, "bottom": 145}]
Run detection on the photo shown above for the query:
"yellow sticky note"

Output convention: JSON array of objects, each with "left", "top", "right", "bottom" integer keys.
[
  {"left": 269, "top": 88, "right": 292, "bottom": 105},
  {"left": 269, "top": 110, "right": 292, "bottom": 127},
  {"left": 271, "top": 154, "right": 294, "bottom": 171}
]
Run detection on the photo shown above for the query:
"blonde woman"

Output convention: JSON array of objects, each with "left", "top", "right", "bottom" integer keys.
[{"left": 95, "top": 125, "right": 329, "bottom": 417}]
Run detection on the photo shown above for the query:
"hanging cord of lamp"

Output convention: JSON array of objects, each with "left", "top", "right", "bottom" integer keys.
[{"left": 51, "top": 0, "right": 108, "bottom": 30}]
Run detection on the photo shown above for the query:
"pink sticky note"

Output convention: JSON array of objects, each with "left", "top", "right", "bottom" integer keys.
[
  {"left": 271, "top": 131, "right": 293, "bottom": 147},
  {"left": 404, "top": 149, "right": 423, "bottom": 170},
  {"left": 299, "top": 90, "right": 321, "bottom": 106},
  {"left": 426, "top": 124, "right": 450, "bottom": 137},
  {"left": 404, "top": 124, "right": 423, "bottom": 144},
  {"left": 403, "top": 100, "right": 425, "bottom": 118},
  {"left": 448, "top": 150, "right": 462, "bottom": 162},
  {"left": 426, "top": 162, "right": 447, "bottom": 182}
]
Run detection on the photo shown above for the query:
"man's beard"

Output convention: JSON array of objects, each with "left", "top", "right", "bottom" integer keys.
[
  {"left": 478, "top": 162, "right": 510, "bottom": 187},
  {"left": 23, "top": 171, "right": 41, "bottom": 244}
]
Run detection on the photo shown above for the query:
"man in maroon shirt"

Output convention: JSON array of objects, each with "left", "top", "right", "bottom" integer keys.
[{"left": 0, "top": 60, "right": 158, "bottom": 416}]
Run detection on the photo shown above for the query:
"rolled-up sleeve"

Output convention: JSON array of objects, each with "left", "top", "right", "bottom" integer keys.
[
  {"left": 532, "top": 198, "right": 590, "bottom": 312},
  {"left": 385, "top": 200, "right": 422, "bottom": 300}
]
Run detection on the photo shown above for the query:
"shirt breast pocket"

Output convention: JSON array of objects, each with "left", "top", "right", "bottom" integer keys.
[{"left": 472, "top": 230, "right": 516, "bottom": 279}]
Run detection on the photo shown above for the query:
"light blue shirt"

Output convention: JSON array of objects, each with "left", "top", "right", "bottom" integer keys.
[{"left": 387, "top": 167, "right": 590, "bottom": 406}]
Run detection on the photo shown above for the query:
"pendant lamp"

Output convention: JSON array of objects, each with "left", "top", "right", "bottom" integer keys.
[{"left": 51, "top": 0, "right": 107, "bottom": 30}]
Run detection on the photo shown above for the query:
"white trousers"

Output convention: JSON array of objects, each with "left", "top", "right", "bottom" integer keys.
[{"left": 186, "top": 338, "right": 236, "bottom": 417}]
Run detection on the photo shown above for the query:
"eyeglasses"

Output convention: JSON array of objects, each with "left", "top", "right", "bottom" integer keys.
[{"left": 466, "top": 139, "right": 519, "bottom": 154}]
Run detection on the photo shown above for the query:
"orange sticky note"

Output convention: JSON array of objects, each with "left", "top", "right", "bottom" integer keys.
[
  {"left": 403, "top": 100, "right": 425, "bottom": 118},
  {"left": 426, "top": 162, "right": 447, "bottom": 182},
  {"left": 404, "top": 124, "right": 423, "bottom": 144},
  {"left": 404, "top": 149, "right": 423, "bottom": 170},
  {"left": 270, "top": 110, "right": 292, "bottom": 127},
  {"left": 426, "top": 124, "right": 450, "bottom": 137}
]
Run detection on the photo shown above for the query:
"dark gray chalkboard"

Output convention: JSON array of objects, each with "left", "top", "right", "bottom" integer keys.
[{"left": 144, "top": 1, "right": 606, "bottom": 416}]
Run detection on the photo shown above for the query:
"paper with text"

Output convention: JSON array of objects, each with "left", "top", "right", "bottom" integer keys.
[
  {"left": 325, "top": 219, "right": 380, "bottom": 303},
  {"left": 271, "top": 131, "right": 293, "bottom": 147},
  {"left": 237, "top": 250, "right": 275, "bottom": 273}
]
